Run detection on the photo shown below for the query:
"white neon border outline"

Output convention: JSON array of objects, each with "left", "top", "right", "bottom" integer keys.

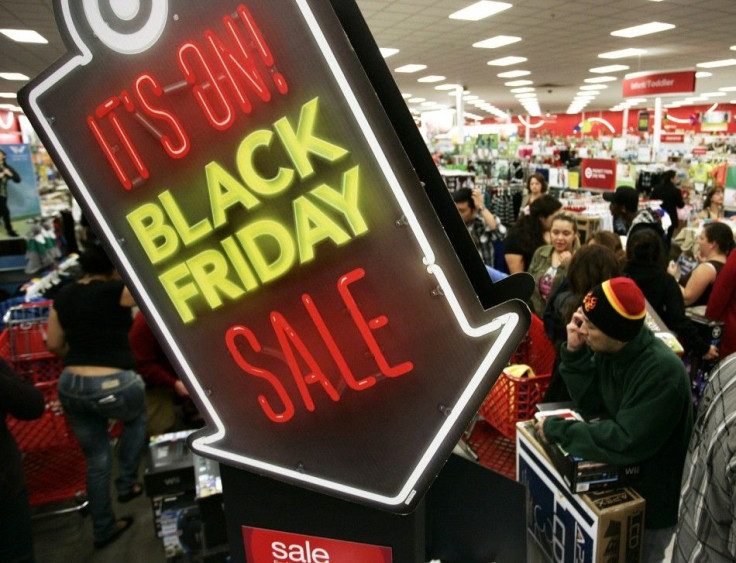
[{"left": 26, "top": 0, "right": 519, "bottom": 508}]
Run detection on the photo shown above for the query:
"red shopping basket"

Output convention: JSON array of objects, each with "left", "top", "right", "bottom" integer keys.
[{"left": 479, "top": 314, "right": 555, "bottom": 439}]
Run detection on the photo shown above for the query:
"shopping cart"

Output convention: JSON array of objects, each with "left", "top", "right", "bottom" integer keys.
[
  {"left": 469, "top": 314, "right": 556, "bottom": 478},
  {"left": 1, "top": 301, "right": 88, "bottom": 515}
]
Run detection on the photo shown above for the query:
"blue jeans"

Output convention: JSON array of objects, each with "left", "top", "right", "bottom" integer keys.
[{"left": 57, "top": 370, "right": 146, "bottom": 542}]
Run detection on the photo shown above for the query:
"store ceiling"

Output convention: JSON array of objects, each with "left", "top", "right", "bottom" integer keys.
[{"left": 1, "top": 0, "right": 736, "bottom": 119}]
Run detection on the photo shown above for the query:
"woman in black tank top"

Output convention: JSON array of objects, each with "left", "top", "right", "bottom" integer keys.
[
  {"left": 679, "top": 222, "right": 734, "bottom": 307},
  {"left": 46, "top": 244, "right": 145, "bottom": 549}
]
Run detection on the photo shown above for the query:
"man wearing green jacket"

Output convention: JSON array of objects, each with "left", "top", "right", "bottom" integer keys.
[{"left": 534, "top": 277, "right": 692, "bottom": 562}]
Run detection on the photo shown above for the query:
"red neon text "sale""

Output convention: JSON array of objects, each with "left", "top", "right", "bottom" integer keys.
[{"left": 225, "top": 268, "right": 414, "bottom": 423}]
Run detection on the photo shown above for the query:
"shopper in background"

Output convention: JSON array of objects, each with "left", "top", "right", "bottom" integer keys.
[
  {"left": 518, "top": 172, "right": 548, "bottom": 218},
  {"left": 675, "top": 221, "right": 733, "bottom": 307},
  {"left": 674, "top": 352, "right": 736, "bottom": 562},
  {"left": 452, "top": 187, "right": 505, "bottom": 268},
  {"left": 46, "top": 243, "right": 146, "bottom": 550},
  {"left": 503, "top": 194, "right": 562, "bottom": 274},
  {"left": 0, "top": 149, "right": 20, "bottom": 237},
  {"left": 603, "top": 185, "right": 664, "bottom": 239},
  {"left": 0, "top": 359, "right": 44, "bottom": 563},
  {"left": 624, "top": 226, "right": 717, "bottom": 361},
  {"left": 697, "top": 186, "right": 725, "bottom": 222},
  {"left": 651, "top": 170, "right": 685, "bottom": 245},
  {"left": 706, "top": 247, "right": 736, "bottom": 359},
  {"left": 130, "top": 310, "right": 201, "bottom": 437},
  {"left": 587, "top": 230, "right": 626, "bottom": 271},
  {"left": 604, "top": 186, "right": 640, "bottom": 236},
  {"left": 535, "top": 278, "right": 692, "bottom": 562},
  {"left": 527, "top": 212, "right": 578, "bottom": 317}
]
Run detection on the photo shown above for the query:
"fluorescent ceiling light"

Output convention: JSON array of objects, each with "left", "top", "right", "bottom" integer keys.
[
  {"left": 473, "top": 36, "right": 521, "bottom": 49},
  {"left": 515, "top": 93, "right": 537, "bottom": 98},
  {"left": 449, "top": 1, "right": 513, "bottom": 20},
  {"left": 418, "top": 75, "right": 446, "bottom": 83},
  {"left": 487, "top": 56, "right": 527, "bottom": 66},
  {"left": 580, "top": 84, "right": 608, "bottom": 90},
  {"left": 0, "top": 29, "right": 48, "bottom": 44},
  {"left": 0, "top": 73, "right": 29, "bottom": 81},
  {"left": 598, "top": 48, "right": 646, "bottom": 59},
  {"left": 584, "top": 76, "right": 617, "bottom": 83},
  {"left": 590, "top": 64, "right": 629, "bottom": 73},
  {"left": 408, "top": 97, "right": 426, "bottom": 103},
  {"left": 695, "top": 71, "right": 712, "bottom": 78},
  {"left": 379, "top": 48, "right": 399, "bottom": 58},
  {"left": 701, "top": 92, "right": 726, "bottom": 97},
  {"left": 464, "top": 95, "right": 479, "bottom": 101},
  {"left": 626, "top": 98, "right": 648, "bottom": 103},
  {"left": 395, "top": 64, "right": 427, "bottom": 73},
  {"left": 719, "top": 86, "right": 736, "bottom": 92},
  {"left": 497, "top": 70, "right": 530, "bottom": 78},
  {"left": 401, "top": 93, "right": 412, "bottom": 99},
  {"left": 696, "top": 59, "right": 736, "bottom": 68},
  {"left": 505, "top": 80, "right": 533, "bottom": 86},
  {"left": 611, "top": 22, "right": 675, "bottom": 38},
  {"left": 510, "top": 87, "right": 534, "bottom": 93},
  {"left": 0, "top": 93, "right": 16, "bottom": 98},
  {"left": 731, "top": 46, "right": 736, "bottom": 51},
  {"left": 435, "top": 84, "right": 462, "bottom": 91},
  {"left": 421, "top": 101, "right": 439, "bottom": 106}
]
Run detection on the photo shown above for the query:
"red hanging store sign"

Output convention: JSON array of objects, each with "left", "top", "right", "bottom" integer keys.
[
  {"left": 19, "top": 0, "right": 527, "bottom": 512},
  {"left": 623, "top": 70, "right": 696, "bottom": 98}
]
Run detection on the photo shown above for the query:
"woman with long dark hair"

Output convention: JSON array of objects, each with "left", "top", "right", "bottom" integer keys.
[
  {"left": 47, "top": 244, "right": 145, "bottom": 549},
  {"left": 504, "top": 194, "right": 562, "bottom": 274}
]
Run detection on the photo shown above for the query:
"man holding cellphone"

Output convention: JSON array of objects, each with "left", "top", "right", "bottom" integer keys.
[{"left": 534, "top": 277, "right": 692, "bottom": 562}]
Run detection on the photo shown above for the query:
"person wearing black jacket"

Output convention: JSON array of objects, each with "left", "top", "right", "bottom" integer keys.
[
  {"left": 0, "top": 149, "right": 20, "bottom": 237},
  {"left": 0, "top": 359, "right": 44, "bottom": 563},
  {"left": 650, "top": 169, "right": 684, "bottom": 245},
  {"left": 623, "top": 226, "right": 718, "bottom": 362}
]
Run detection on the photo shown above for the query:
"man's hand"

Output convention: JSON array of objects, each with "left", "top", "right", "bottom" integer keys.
[
  {"left": 174, "top": 380, "right": 190, "bottom": 397},
  {"left": 703, "top": 345, "right": 719, "bottom": 361},
  {"left": 534, "top": 419, "right": 549, "bottom": 443},
  {"left": 566, "top": 308, "right": 586, "bottom": 352},
  {"left": 471, "top": 188, "right": 484, "bottom": 210}
]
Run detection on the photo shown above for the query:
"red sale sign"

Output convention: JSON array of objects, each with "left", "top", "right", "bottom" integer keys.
[
  {"left": 243, "top": 526, "right": 392, "bottom": 563},
  {"left": 581, "top": 159, "right": 617, "bottom": 191},
  {"left": 19, "top": 0, "right": 528, "bottom": 512},
  {"left": 623, "top": 70, "right": 696, "bottom": 98}
]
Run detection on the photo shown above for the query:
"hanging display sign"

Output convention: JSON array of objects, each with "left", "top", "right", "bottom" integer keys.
[
  {"left": 661, "top": 134, "right": 685, "bottom": 143},
  {"left": 581, "top": 158, "right": 617, "bottom": 191},
  {"left": 637, "top": 111, "right": 650, "bottom": 133},
  {"left": 19, "top": 0, "right": 528, "bottom": 513},
  {"left": 622, "top": 70, "right": 696, "bottom": 98}
]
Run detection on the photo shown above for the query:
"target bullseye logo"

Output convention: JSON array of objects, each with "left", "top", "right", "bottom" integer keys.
[{"left": 82, "top": 0, "right": 169, "bottom": 54}]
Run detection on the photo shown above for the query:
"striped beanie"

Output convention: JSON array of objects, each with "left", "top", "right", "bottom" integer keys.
[{"left": 582, "top": 278, "right": 646, "bottom": 342}]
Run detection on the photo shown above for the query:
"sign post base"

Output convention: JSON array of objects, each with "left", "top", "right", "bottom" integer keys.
[{"left": 221, "top": 453, "right": 527, "bottom": 563}]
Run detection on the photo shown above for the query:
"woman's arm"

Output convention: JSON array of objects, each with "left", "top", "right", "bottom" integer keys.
[
  {"left": 680, "top": 263, "right": 717, "bottom": 306},
  {"left": 120, "top": 285, "right": 136, "bottom": 308},
  {"left": 505, "top": 253, "right": 525, "bottom": 274},
  {"left": 46, "top": 307, "right": 69, "bottom": 357}
]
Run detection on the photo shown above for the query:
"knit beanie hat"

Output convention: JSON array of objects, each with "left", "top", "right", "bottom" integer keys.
[{"left": 582, "top": 278, "right": 646, "bottom": 342}]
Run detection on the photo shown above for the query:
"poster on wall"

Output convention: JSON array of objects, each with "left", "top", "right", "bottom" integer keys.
[
  {"left": 700, "top": 111, "right": 730, "bottom": 133},
  {"left": 0, "top": 143, "right": 42, "bottom": 220},
  {"left": 19, "top": 0, "right": 529, "bottom": 512}
]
